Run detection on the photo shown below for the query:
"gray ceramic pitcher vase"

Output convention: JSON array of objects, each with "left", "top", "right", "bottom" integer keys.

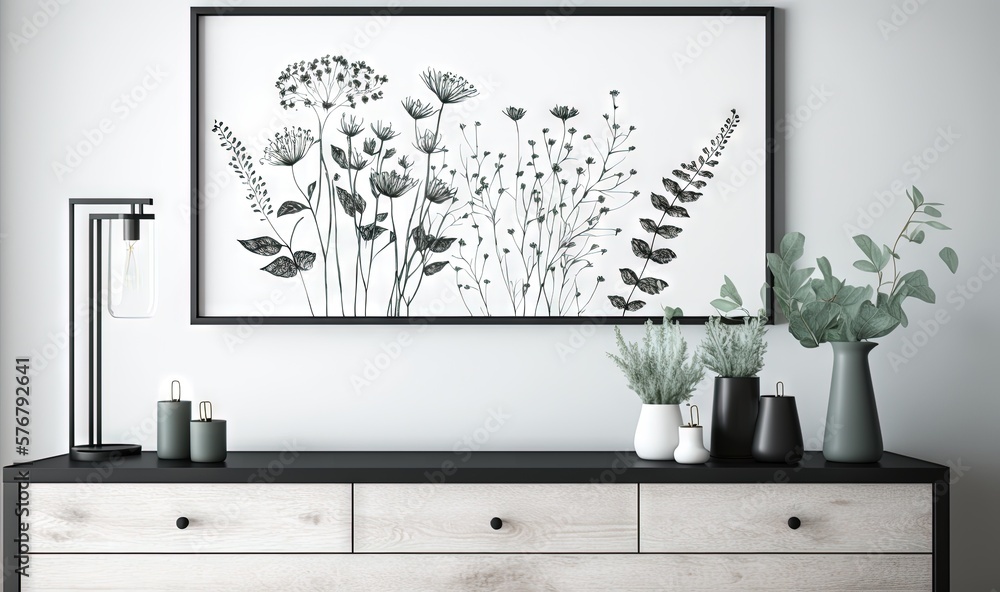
[{"left": 823, "top": 341, "right": 883, "bottom": 463}]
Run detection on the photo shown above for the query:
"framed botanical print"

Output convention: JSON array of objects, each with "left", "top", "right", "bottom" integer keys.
[{"left": 191, "top": 6, "right": 773, "bottom": 324}]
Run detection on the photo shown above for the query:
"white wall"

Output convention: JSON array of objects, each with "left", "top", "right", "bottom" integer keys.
[{"left": 1, "top": 0, "right": 997, "bottom": 588}]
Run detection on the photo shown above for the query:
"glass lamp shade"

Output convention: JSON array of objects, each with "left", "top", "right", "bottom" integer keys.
[{"left": 107, "top": 217, "right": 156, "bottom": 318}]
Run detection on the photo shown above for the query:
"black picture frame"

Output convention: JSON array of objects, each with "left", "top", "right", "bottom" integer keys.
[{"left": 191, "top": 6, "right": 774, "bottom": 325}]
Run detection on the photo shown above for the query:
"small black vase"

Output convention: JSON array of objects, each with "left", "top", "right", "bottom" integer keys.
[
  {"left": 709, "top": 377, "right": 760, "bottom": 459},
  {"left": 752, "top": 395, "right": 804, "bottom": 464}
]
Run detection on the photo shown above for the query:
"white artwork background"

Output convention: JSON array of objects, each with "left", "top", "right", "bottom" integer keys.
[{"left": 199, "top": 14, "right": 768, "bottom": 318}]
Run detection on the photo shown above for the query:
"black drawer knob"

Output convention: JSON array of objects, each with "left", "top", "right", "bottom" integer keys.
[
  {"left": 176, "top": 517, "right": 190, "bottom": 530},
  {"left": 787, "top": 516, "right": 801, "bottom": 530},
  {"left": 490, "top": 517, "right": 503, "bottom": 530}
]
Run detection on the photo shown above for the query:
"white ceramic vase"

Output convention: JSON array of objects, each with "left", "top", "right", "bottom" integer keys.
[
  {"left": 634, "top": 404, "right": 682, "bottom": 461},
  {"left": 674, "top": 425, "right": 711, "bottom": 464}
]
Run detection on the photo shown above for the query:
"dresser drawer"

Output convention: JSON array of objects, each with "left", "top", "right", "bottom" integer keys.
[
  {"left": 28, "top": 483, "right": 352, "bottom": 553},
  {"left": 354, "top": 483, "right": 637, "bottom": 552},
  {"left": 23, "top": 553, "right": 931, "bottom": 591},
  {"left": 640, "top": 483, "right": 932, "bottom": 553}
]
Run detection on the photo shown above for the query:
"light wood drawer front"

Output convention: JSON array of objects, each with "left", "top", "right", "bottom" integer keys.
[
  {"left": 28, "top": 483, "right": 352, "bottom": 553},
  {"left": 22, "top": 553, "right": 932, "bottom": 591},
  {"left": 354, "top": 484, "right": 637, "bottom": 552},
  {"left": 640, "top": 483, "right": 932, "bottom": 553}
]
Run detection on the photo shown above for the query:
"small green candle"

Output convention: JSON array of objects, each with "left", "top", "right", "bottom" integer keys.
[
  {"left": 157, "top": 380, "right": 191, "bottom": 460},
  {"left": 190, "top": 401, "right": 227, "bottom": 463}
]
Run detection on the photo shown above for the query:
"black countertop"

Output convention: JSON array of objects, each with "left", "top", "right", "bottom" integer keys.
[{"left": 3, "top": 451, "right": 948, "bottom": 484}]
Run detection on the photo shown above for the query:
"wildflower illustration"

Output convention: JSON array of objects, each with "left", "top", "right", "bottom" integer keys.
[
  {"left": 213, "top": 55, "right": 744, "bottom": 318},
  {"left": 609, "top": 109, "right": 741, "bottom": 315},
  {"left": 451, "top": 91, "right": 639, "bottom": 316}
]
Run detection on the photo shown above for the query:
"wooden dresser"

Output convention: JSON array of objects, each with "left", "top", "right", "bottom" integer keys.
[{"left": 3, "top": 451, "right": 949, "bottom": 591}]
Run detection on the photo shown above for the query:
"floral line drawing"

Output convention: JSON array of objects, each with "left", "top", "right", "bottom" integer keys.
[
  {"left": 213, "top": 120, "right": 317, "bottom": 315},
  {"left": 212, "top": 55, "right": 745, "bottom": 318},
  {"left": 610, "top": 109, "right": 740, "bottom": 315},
  {"left": 451, "top": 91, "right": 639, "bottom": 316}
]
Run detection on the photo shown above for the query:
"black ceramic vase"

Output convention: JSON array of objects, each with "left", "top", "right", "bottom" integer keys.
[
  {"left": 752, "top": 395, "right": 804, "bottom": 464},
  {"left": 709, "top": 376, "right": 760, "bottom": 459}
]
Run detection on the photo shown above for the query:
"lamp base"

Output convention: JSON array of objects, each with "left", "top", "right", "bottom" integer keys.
[{"left": 70, "top": 443, "right": 141, "bottom": 462}]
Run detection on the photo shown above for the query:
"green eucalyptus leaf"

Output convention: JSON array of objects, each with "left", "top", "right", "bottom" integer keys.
[
  {"left": 850, "top": 300, "right": 900, "bottom": 341},
  {"left": 853, "top": 260, "right": 879, "bottom": 273},
  {"left": 894, "top": 270, "right": 935, "bottom": 304},
  {"left": 792, "top": 281, "right": 818, "bottom": 306},
  {"left": 721, "top": 275, "right": 742, "bottom": 306},
  {"left": 711, "top": 298, "right": 739, "bottom": 313},
  {"left": 881, "top": 245, "right": 893, "bottom": 267},
  {"left": 766, "top": 252, "right": 791, "bottom": 279},
  {"left": 789, "top": 301, "right": 840, "bottom": 348},
  {"left": 813, "top": 256, "right": 844, "bottom": 300},
  {"left": 878, "top": 291, "right": 909, "bottom": 328},
  {"left": 923, "top": 206, "right": 942, "bottom": 218},
  {"left": 911, "top": 186, "right": 925, "bottom": 207},
  {"left": 779, "top": 232, "right": 805, "bottom": 264},
  {"left": 789, "top": 266, "right": 817, "bottom": 293},
  {"left": 817, "top": 256, "right": 833, "bottom": 280},
  {"left": 939, "top": 247, "right": 959, "bottom": 273},
  {"left": 910, "top": 230, "right": 926, "bottom": 244},
  {"left": 772, "top": 284, "right": 790, "bottom": 305},
  {"left": 837, "top": 284, "right": 874, "bottom": 308},
  {"left": 922, "top": 220, "right": 951, "bottom": 231},
  {"left": 853, "top": 234, "right": 887, "bottom": 269}
]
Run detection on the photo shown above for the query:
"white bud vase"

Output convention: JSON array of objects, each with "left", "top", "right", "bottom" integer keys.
[
  {"left": 634, "top": 404, "right": 682, "bottom": 460},
  {"left": 674, "top": 425, "right": 711, "bottom": 464}
]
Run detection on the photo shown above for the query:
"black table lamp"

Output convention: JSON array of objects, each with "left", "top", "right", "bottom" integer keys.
[{"left": 69, "top": 198, "right": 155, "bottom": 461}]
